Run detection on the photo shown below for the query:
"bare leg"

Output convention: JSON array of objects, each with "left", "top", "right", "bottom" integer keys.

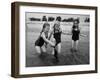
[
  {"left": 71, "top": 40, "right": 75, "bottom": 51},
  {"left": 35, "top": 46, "right": 41, "bottom": 54},
  {"left": 75, "top": 40, "right": 79, "bottom": 51},
  {"left": 52, "top": 48, "right": 55, "bottom": 55},
  {"left": 51, "top": 38, "right": 56, "bottom": 55},
  {"left": 41, "top": 45, "right": 47, "bottom": 53},
  {"left": 54, "top": 43, "right": 61, "bottom": 61},
  {"left": 57, "top": 43, "right": 61, "bottom": 54}
]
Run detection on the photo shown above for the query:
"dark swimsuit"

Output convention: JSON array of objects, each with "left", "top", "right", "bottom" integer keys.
[
  {"left": 72, "top": 26, "right": 80, "bottom": 41},
  {"left": 35, "top": 32, "right": 48, "bottom": 47},
  {"left": 53, "top": 28, "right": 62, "bottom": 45}
]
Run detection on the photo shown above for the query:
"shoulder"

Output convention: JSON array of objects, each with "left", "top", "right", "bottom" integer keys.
[
  {"left": 41, "top": 32, "right": 45, "bottom": 37},
  {"left": 50, "top": 28, "right": 54, "bottom": 34}
]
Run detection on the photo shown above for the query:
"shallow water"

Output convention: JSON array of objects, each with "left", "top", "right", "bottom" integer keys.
[{"left": 26, "top": 23, "right": 89, "bottom": 67}]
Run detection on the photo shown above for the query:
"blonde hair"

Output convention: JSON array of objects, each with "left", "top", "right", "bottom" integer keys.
[{"left": 41, "top": 22, "right": 50, "bottom": 33}]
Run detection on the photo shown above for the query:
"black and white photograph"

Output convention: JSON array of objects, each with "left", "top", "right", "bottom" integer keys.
[
  {"left": 26, "top": 12, "right": 90, "bottom": 67},
  {"left": 11, "top": 2, "right": 97, "bottom": 78}
]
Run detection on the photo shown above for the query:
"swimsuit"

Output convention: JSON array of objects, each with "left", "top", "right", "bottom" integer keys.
[
  {"left": 35, "top": 32, "right": 48, "bottom": 47},
  {"left": 72, "top": 27, "right": 80, "bottom": 41},
  {"left": 53, "top": 28, "right": 62, "bottom": 45}
]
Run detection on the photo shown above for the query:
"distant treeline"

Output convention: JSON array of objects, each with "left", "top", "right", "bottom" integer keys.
[{"left": 29, "top": 16, "right": 90, "bottom": 22}]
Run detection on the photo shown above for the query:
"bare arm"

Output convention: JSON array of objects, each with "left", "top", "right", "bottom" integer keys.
[
  {"left": 41, "top": 32, "right": 55, "bottom": 47},
  {"left": 48, "top": 29, "right": 53, "bottom": 40}
]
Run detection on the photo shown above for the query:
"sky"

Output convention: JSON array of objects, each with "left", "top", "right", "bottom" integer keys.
[{"left": 26, "top": 12, "right": 90, "bottom": 23}]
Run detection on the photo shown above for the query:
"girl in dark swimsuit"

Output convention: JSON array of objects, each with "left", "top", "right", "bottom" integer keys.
[
  {"left": 49, "top": 16, "right": 67, "bottom": 61},
  {"left": 53, "top": 21, "right": 62, "bottom": 61},
  {"left": 71, "top": 20, "right": 86, "bottom": 52},
  {"left": 35, "top": 22, "right": 55, "bottom": 54}
]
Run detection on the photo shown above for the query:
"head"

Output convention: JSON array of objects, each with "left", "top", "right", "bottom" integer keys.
[
  {"left": 53, "top": 16, "right": 61, "bottom": 30},
  {"left": 42, "top": 22, "right": 50, "bottom": 33},
  {"left": 73, "top": 19, "right": 79, "bottom": 27},
  {"left": 53, "top": 21, "right": 60, "bottom": 30}
]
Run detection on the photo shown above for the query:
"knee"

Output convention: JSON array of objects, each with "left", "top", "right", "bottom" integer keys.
[
  {"left": 42, "top": 48, "right": 47, "bottom": 53},
  {"left": 42, "top": 50, "right": 46, "bottom": 53},
  {"left": 35, "top": 47, "right": 41, "bottom": 54},
  {"left": 37, "top": 50, "right": 41, "bottom": 54},
  {"left": 57, "top": 49, "right": 61, "bottom": 54}
]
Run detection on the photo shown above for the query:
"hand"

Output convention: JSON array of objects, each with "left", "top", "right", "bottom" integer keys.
[
  {"left": 44, "top": 44, "right": 47, "bottom": 48},
  {"left": 51, "top": 42, "right": 55, "bottom": 47},
  {"left": 52, "top": 38, "right": 56, "bottom": 43}
]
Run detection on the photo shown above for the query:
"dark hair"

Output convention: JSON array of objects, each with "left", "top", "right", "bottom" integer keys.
[
  {"left": 72, "top": 23, "right": 79, "bottom": 31},
  {"left": 53, "top": 22, "right": 60, "bottom": 32},
  {"left": 41, "top": 22, "right": 50, "bottom": 33},
  {"left": 56, "top": 16, "right": 61, "bottom": 22},
  {"left": 72, "top": 19, "right": 79, "bottom": 28},
  {"left": 73, "top": 19, "right": 79, "bottom": 24}
]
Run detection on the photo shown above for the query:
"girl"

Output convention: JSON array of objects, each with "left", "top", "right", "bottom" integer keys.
[
  {"left": 35, "top": 22, "right": 55, "bottom": 55},
  {"left": 49, "top": 16, "right": 66, "bottom": 61},
  {"left": 71, "top": 19, "right": 86, "bottom": 52}
]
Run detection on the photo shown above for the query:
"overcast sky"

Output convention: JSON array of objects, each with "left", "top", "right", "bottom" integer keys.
[{"left": 26, "top": 12, "right": 90, "bottom": 23}]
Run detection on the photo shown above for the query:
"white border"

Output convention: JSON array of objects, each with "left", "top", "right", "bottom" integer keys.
[{"left": 20, "top": 6, "right": 95, "bottom": 74}]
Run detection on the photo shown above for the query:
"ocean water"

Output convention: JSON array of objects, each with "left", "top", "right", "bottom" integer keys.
[
  {"left": 26, "top": 22, "right": 89, "bottom": 67},
  {"left": 26, "top": 23, "right": 89, "bottom": 55}
]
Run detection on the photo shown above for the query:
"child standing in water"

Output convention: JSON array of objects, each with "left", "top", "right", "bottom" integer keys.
[
  {"left": 35, "top": 22, "right": 55, "bottom": 55},
  {"left": 48, "top": 16, "right": 62, "bottom": 61},
  {"left": 71, "top": 19, "right": 86, "bottom": 52},
  {"left": 49, "top": 16, "right": 67, "bottom": 61}
]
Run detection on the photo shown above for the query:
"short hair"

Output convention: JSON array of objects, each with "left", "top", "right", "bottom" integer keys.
[
  {"left": 41, "top": 22, "right": 50, "bottom": 33},
  {"left": 73, "top": 19, "right": 79, "bottom": 24}
]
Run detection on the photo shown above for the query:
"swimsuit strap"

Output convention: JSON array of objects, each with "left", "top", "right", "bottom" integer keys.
[
  {"left": 53, "top": 24, "right": 55, "bottom": 34},
  {"left": 37, "top": 31, "right": 42, "bottom": 40},
  {"left": 54, "top": 27, "right": 60, "bottom": 34}
]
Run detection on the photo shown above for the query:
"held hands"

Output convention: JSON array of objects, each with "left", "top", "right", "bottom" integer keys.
[
  {"left": 44, "top": 43, "right": 47, "bottom": 48},
  {"left": 50, "top": 42, "right": 55, "bottom": 47},
  {"left": 50, "top": 38, "right": 56, "bottom": 47},
  {"left": 44, "top": 43, "right": 55, "bottom": 48},
  {"left": 44, "top": 42, "right": 55, "bottom": 48}
]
